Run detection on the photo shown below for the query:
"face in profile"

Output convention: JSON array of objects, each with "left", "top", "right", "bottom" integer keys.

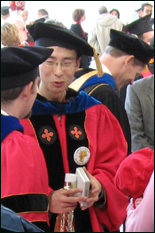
[
  {"left": 16, "top": 20, "right": 28, "bottom": 42},
  {"left": 141, "top": 31, "right": 154, "bottom": 45},
  {"left": 142, "top": 5, "right": 152, "bottom": 16}
]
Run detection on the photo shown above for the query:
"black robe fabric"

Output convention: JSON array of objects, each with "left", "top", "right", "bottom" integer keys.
[
  {"left": 74, "top": 68, "right": 131, "bottom": 154},
  {"left": 21, "top": 88, "right": 129, "bottom": 232},
  {"left": 70, "top": 23, "right": 91, "bottom": 68}
]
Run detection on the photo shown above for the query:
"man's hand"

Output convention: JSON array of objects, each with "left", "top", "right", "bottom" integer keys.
[
  {"left": 49, "top": 188, "right": 87, "bottom": 213},
  {"left": 80, "top": 167, "right": 103, "bottom": 210}
]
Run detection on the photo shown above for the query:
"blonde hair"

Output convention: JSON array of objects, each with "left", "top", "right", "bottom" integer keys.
[{"left": 1, "top": 22, "right": 20, "bottom": 46}]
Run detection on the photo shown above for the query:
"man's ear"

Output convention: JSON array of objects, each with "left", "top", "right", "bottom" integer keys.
[
  {"left": 22, "top": 82, "right": 34, "bottom": 100},
  {"left": 31, "top": 77, "right": 39, "bottom": 94},
  {"left": 75, "top": 57, "right": 81, "bottom": 71},
  {"left": 124, "top": 55, "right": 135, "bottom": 66}
]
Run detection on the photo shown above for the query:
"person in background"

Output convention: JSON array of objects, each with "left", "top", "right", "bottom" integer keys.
[
  {"left": 141, "top": 2, "right": 153, "bottom": 16},
  {"left": 110, "top": 8, "right": 120, "bottom": 19},
  {"left": 1, "top": 6, "right": 10, "bottom": 22},
  {"left": 6, "top": 16, "right": 29, "bottom": 46},
  {"left": 125, "top": 75, "right": 154, "bottom": 152},
  {"left": 15, "top": 17, "right": 29, "bottom": 45},
  {"left": 37, "top": 8, "right": 49, "bottom": 20},
  {"left": 1, "top": 205, "right": 44, "bottom": 232},
  {"left": 135, "top": 7, "right": 143, "bottom": 18},
  {"left": 148, "top": 37, "right": 154, "bottom": 74},
  {"left": 141, "top": 2, "right": 154, "bottom": 27},
  {"left": 20, "top": 9, "right": 29, "bottom": 25},
  {"left": 19, "top": 9, "right": 35, "bottom": 46},
  {"left": 45, "top": 18, "right": 67, "bottom": 28},
  {"left": 70, "top": 8, "right": 91, "bottom": 68},
  {"left": 125, "top": 171, "right": 154, "bottom": 232},
  {"left": 1, "top": 46, "right": 54, "bottom": 231},
  {"left": 70, "top": 29, "right": 154, "bottom": 155},
  {"left": 88, "top": 6, "right": 123, "bottom": 57},
  {"left": 21, "top": 22, "right": 129, "bottom": 232},
  {"left": 123, "top": 14, "right": 154, "bottom": 45},
  {"left": 1, "top": 22, "right": 21, "bottom": 47},
  {"left": 120, "top": 13, "right": 154, "bottom": 105},
  {"left": 114, "top": 147, "right": 154, "bottom": 232}
]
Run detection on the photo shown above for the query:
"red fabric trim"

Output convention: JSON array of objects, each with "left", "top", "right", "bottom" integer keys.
[
  {"left": 53, "top": 115, "right": 70, "bottom": 173},
  {"left": 142, "top": 70, "right": 152, "bottom": 78},
  {"left": 85, "top": 105, "right": 129, "bottom": 231},
  {"left": 75, "top": 21, "right": 86, "bottom": 38},
  {"left": 20, "top": 212, "right": 49, "bottom": 225}
]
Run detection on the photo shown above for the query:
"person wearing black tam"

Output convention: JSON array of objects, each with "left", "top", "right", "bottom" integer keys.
[
  {"left": 1, "top": 6, "right": 10, "bottom": 20},
  {"left": 120, "top": 14, "right": 154, "bottom": 103},
  {"left": 21, "top": 22, "right": 129, "bottom": 232},
  {"left": 123, "top": 14, "right": 154, "bottom": 45},
  {"left": 1, "top": 46, "right": 54, "bottom": 232},
  {"left": 135, "top": 7, "right": 143, "bottom": 18},
  {"left": 28, "top": 22, "right": 103, "bottom": 76},
  {"left": 70, "top": 28, "right": 153, "bottom": 154}
]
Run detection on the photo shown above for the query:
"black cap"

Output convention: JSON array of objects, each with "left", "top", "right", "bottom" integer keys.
[
  {"left": 123, "top": 14, "right": 153, "bottom": 36},
  {"left": 1, "top": 46, "right": 53, "bottom": 90},
  {"left": 28, "top": 22, "right": 94, "bottom": 56},
  {"left": 109, "top": 29, "right": 154, "bottom": 64},
  {"left": 28, "top": 22, "right": 104, "bottom": 76},
  {"left": 1, "top": 6, "right": 10, "bottom": 16},
  {"left": 135, "top": 7, "right": 141, "bottom": 12}
]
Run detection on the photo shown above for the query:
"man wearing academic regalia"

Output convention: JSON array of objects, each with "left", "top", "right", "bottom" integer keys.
[
  {"left": 70, "top": 29, "right": 154, "bottom": 155},
  {"left": 119, "top": 14, "right": 154, "bottom": 104},
  {"left": 1, "top": 46, "right": 53, "bottom": 231},
  {"left": 20, "top": 22, "right": 131, "bottom": 232}
]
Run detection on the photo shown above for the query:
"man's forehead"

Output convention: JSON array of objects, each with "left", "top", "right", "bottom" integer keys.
[{"left": 48, "top": 46, "right": 77, "bottom": 56}]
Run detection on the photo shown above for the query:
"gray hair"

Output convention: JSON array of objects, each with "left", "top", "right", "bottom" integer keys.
[{"left": 98, "top": 6, "right": 108, "bottom": 14}]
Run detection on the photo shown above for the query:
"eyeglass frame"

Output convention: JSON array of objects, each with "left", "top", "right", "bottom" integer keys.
[{"left": 44, "top": 57, "right": 77, "bottom": 71}]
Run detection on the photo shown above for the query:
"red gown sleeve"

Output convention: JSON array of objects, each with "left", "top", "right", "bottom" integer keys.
[{"left": 85, "top": 104, "right": 129, "bottom": 231}]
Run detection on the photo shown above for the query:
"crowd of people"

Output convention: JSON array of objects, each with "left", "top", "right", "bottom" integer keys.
[{"left": 1, "top": 2, "right": 154, "bottom": 232}]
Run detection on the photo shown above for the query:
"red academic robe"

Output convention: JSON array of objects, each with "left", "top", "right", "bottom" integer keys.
[
  {"left": 21, "top": 98, "right": 129, "bottom": 231},
  {"left": 1, "top": 128, "right": 51, "bottom": 231}
]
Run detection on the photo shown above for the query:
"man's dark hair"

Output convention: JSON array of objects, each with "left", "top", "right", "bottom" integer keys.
[
  {"left": 38, "top": 9, "right": 48, "bottom": 17},
  {"left": 110, "top": 8, "right": 120, "bottom": 19},
  {"left": 141, "top": 3, "right": 153, "bottom": 11},
  {"left": 1, "top": 86, "right": 24, "bottom": 103}
]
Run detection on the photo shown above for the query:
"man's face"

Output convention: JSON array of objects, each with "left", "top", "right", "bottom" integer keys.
[
  {"left": 141, "top": 31, "right": 154, "bottom": 45},
  {"left": 137, "top": 9, "right": 143, "bottom": 18},
  {"left": 111, "top": 10, "right": 119, "bottom": 18},
  {"left": 142, "top": 5, "right": 152, "bottom": 16},
  {"left": 21, "top": 11, "right": 28, "bottom": 23},
  {"left": 39, "top": 46, "right": 80, "bottom": 101},
  {"left": 116, "top": 61, "right": 145, "bottom": 90},
  {"left": 16, "top": 20, "right": 28, "bottom": 43}
]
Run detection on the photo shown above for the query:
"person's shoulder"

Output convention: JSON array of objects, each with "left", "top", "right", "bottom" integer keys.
[
  {"left": 86, "top": 96, "right": 116, "bottom": 116},
  {"left": 74, "top": 68, "right": 95, "bottom": 79},
  {"left": 132, "top": 76, "right": 153, "bottom": 90},
  {"left": 2, "top": 128, "right": 38, "bottom": 148},
  {"left": 70, "top": 23, "right": 80, "bottom": 30}
]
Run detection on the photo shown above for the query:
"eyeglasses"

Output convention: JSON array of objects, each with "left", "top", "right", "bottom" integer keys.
[{"left": 45, "top": 59, "right": 76, "bottom": 71}]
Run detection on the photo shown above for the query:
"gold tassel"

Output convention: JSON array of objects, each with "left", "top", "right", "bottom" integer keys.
[{"left": 91, "top": 46, "right": 104, "bottom": 77}]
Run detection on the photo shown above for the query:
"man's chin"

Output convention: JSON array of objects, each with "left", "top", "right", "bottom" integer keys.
[{"left": 23, "top": 110, "right": 32, "bottom": 119}]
